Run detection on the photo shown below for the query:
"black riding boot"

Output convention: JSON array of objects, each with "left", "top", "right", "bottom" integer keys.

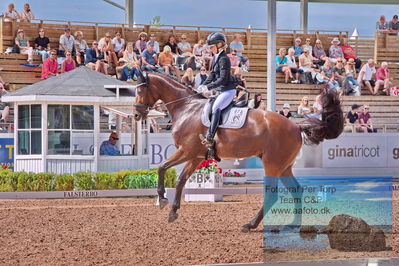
[{"left": 199, "top": 109, "right": 221, "bottom": 161}]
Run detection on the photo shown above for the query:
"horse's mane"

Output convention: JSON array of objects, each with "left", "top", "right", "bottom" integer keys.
[{"left": 150, "top": 72, "right": 207, "bottom": 100}]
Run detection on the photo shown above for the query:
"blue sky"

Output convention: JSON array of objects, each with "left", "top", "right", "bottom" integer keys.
[{"left": 2, "top": 0, "right": 399, "bottom": 37}]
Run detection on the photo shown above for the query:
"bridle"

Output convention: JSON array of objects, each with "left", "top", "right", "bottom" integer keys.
[{"left": 132, "top": 81, "right": 201, "bottom": 116}]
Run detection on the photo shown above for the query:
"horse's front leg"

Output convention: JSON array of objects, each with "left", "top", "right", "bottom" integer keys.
[
  {"left": 157, "top": 148, "right": 191, "bottom": 209},
  {"left": 168, "top": 158, "right": 203, "bottom": 223}
]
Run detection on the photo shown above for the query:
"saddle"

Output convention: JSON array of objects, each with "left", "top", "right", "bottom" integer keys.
[{"left": 201, "top": 96, "right": 250, "bottom": 129}]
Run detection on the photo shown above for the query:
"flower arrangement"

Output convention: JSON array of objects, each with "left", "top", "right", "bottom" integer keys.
[
  {"left": 0, "top": 164, "right": 9, "bottom": 170},
  {"left": 223, "top": 170, "right": 246, "bottom": 177},
  {"left": 195, "top": 159, "right": 222, "bottom": 174}
]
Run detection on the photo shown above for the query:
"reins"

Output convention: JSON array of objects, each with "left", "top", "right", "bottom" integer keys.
[{"left": 133, "top": 82, "right": 201, "bottom": 111}]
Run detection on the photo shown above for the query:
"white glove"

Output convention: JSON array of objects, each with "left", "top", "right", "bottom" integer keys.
[
  {"left": 197, "top": 85, "right": 209, "bottom": 93},
  {"left": 203, "top": 90, "right": 213, "bottom": 97}
]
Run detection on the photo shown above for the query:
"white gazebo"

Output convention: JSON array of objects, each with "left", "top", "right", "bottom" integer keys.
[{"left": 2, "top": 67, "right": 150, "bottom": 173}]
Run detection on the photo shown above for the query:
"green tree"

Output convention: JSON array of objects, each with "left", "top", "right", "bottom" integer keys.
[{"left": 150, "top": 16, "right": 161, "bottom": 28}]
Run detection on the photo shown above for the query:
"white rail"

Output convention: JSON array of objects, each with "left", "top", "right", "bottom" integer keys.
[{"left": 0, "top": 187, "right": 263, "bottom": 199}]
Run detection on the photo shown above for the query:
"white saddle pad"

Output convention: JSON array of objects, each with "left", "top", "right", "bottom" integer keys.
[{"left": 201, "top": 101, "right": 249, "bottom": 129}]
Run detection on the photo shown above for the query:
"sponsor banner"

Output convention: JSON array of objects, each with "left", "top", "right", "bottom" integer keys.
[
  {"left": 148, "top": 133, "right": 178, "bottom": 168},
  {"left": 0, "top": 137, "right": 14, "bottom": 169},
  {"left": 388, "top": 136, "right": 399, "bottom": 168},
  {"left": 323, "top": 135, "right": 387, "bottom": 168},
  {"left": 323, "top": 134, "right": 399, "bottom": 168},
  {"left": 0, "top": 189, "right": 159, "bottom": 199},
  {"left": 149, "top": 133, "right": 399, "bottom": 169}
]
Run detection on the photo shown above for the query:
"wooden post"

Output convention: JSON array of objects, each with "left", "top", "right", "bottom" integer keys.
[
  {"left": 293, "top": 30, "right": 297, "bottom": 41},
  {"left": 172, "top": 26, "right": 176, "bottom": 36},
  {"left": 354, "top": 36, "right": 358, "bottom": 58},
  {"left": 315, "top": 31, "right": 319, "bottom": 41},
  {"left": 0, "top": 18, "right": 3, "bottom": 53},
  {"left": 11, "top": 20, "right": 16, "bottom": 37},
  {"left": 95, "top": 23, "right": 99, "bottom": 41},
  {"left": 144, "top": 25, "right": 150, "bottom": 35},
  {"left": 384, "top": 33, "right": 387, "bottom": 48},
  {"left": 196, "top": 27, "right": 201, "bottom": 43},
  {"left": 374, "top": 32, "right": 379, "bottom": 63},
  {"left": 246, "top": 27, "right": 252, "bottom": 48},
  {"left": 121, "top": 25, "right": 125, "bottom": 39},
  {"left": 38, "top": 20, "right": 43, "bottom": 31}
]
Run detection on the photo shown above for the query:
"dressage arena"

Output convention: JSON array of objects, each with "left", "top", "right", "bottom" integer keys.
[
  {"left": 0, "top": 193, "right": 264, "bottom": 265},
  {"left": 1, "top": 187, "right": 399, "bottom": 265}
]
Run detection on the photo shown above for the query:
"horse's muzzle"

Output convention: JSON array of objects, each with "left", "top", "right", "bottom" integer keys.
[{"left": 133, "top": 104, "right": 149, "bottom": 121}]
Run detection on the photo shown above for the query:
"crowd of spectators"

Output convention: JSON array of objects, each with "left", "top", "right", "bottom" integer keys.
[
  {"left": 3, "top": 3, "right": 34, "bottom": 22},
  {"left": 276, "top": 31, "right": 397, "bottom": 96},
  {"left": 376, "top": 15, "right": 399, "bottom": 35},
  {"left": 344, "top": 104, "right": 377, "bottom": 133},
  {"left": 3, "top": 6, "right": 398, "bottom": 134},
  {"left": 4, "top": 17, "right": 251, "bottom": 86},
  {"left": 277, "top": 36, "right": 366, "bottom": 93}
]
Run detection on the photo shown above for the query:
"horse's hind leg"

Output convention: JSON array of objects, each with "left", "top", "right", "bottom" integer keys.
[
  {"left": 240, "top": 160, "right": 299, "bottom": 232},
  {"left": 240, "top": 176, "right": 278, "bottom": 232},
  {"left": 168, "top": 158, "right": 203, "bottom": 223},
  {"left": 279, "top": 166, "right": 302, "bottom": 227},
  {"left": 157, "top": 148, "right": 191, "bottom": 209}
]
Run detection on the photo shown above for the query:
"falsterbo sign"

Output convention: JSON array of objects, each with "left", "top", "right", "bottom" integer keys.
[{"left": 322, "top": 134, "right": 399, "bottom": 168}]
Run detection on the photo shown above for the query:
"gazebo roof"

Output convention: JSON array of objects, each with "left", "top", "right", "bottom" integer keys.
[{"left": 3, "top": 67, "right": 135, "bottom": 103}]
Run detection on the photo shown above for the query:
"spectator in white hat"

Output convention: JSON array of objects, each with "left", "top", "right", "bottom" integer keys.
[
  {"left": 329, "top": 37, "right": 343, "bottom": 62},
  {"left": 290, "top": 38, "right": 303, "bottom": 62},
  {"left": 279, "top": 103, "right": 292, "bottom": 119}
]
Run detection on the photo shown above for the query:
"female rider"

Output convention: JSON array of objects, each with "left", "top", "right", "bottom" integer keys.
[{"left": 198, "top": 32, "right": 237, "bottom": 159}]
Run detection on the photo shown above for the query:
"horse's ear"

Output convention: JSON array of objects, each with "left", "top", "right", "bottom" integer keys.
[{"left": 138, "top": 69, "right": 148, "bottom": 85}]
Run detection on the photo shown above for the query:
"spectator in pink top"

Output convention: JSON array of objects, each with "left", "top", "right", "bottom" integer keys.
[
  {"left": 228, "top": 51, "right": 241, "bottom": 73},
  {"left": 374, "top": 62, "right": 393, "bottom": 95},
  {"left": 135, "top": 32, "right": 147, "bottom": 57},
  {"left": 61, "top": 51, "right": 76, "bottom": 73},
  {"left": 41, "top": 50, "right": 58, "bottom": 79}
]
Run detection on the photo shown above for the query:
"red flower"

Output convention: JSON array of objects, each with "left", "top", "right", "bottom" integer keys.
[{"left": 219, "top": 168, "right": 222, "bottom": 173}]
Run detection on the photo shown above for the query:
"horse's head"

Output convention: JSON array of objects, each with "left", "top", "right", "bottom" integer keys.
[{"left": 133, "top": 71, "right": 158, "bottom": 121}]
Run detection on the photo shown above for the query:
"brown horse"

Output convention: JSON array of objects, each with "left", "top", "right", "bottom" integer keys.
[{"left": 133, "top": 72, "right": 344, "bottom": 231}]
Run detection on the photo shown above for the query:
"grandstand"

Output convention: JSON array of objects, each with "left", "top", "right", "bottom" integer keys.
[{"left": 1, "top": 18, "right": 399, "bottom": 132}]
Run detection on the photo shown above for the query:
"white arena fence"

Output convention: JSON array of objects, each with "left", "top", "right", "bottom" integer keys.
[{"left": 0, "top": 187, "right": 263, "bottom": 200}]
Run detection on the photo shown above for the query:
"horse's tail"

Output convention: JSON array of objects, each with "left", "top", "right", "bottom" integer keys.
[{"left": 300, "top": 88, "right": 344, "bottom": 145}]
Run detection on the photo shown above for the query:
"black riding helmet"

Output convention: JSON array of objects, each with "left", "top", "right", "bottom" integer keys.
[{"left": 206, "top": 32, "right": 227, "bottom": 46}]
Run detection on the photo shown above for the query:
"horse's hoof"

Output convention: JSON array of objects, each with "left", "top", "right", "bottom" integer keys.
[
  {"left": 168, "top": 211, "right": 178, "bottom": 223},
  {"left": 159, "top": 198, "right": 169, "bottom": 210},
  {"left": 240, "top": 224, "right": 251, "bottom": 233}
]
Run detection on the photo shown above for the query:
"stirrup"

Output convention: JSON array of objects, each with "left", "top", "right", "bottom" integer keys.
[{"left": 199, "top": 134, "right": 214, "bottom": 146}]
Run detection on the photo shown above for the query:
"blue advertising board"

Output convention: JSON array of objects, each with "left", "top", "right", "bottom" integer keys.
[{"left": 0, "top": 138, "right": 14, "bottom": 170}]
